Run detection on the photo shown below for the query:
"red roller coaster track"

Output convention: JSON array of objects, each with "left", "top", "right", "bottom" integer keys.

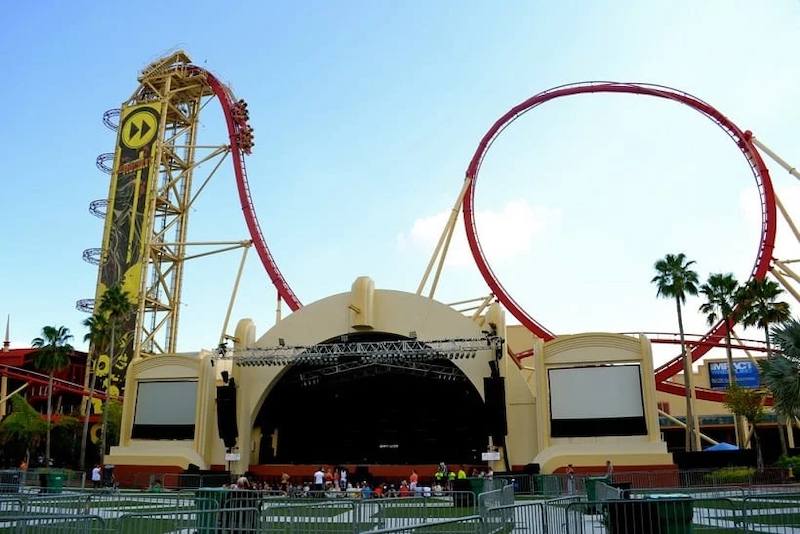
[
  {"left": 0, "top": 364, "right": 114, "bottom": 401},
  {"left": 463, "top": 82, "right": 776, "bottom": 403},
  {"left": 187, "top": 66, "right": 303, "bottom": 312}
]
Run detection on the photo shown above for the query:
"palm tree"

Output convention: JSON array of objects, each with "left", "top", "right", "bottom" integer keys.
[
  {"left": 737, "top": 278, "right": 791, "bottom": 452},
  {"left": 97, "top": 285, "right": 134, "bottom": 462},
  {"left": 31, "top": 325, "right": 73, "bottom": 465},
  {"left": 738, "top": 278, "right": 791, "bottom": 359},
  {"left": 699, "top": 273, "right": 743, "bottom": 446},
  {"left": 652, "top": 253, "right": 700, "bottom": 451},
  {"left": 760, "top": 319, "right": 800, "bottom": 456},
  {"left": 79, "top": 313, "right": 110, "bottom": 471}
]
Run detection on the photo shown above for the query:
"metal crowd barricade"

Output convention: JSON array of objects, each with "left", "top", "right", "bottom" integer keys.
[
  {"left": 492, "top": 473, "right": 532, "bottom": 494},
  {"left": 360, "top": 492, "right": 478, "bottom": 531},
  {"left": 477, "top": 484, "right": 514, "bottom": 524},
  {"left": 595, "top": 482, "right": 623, "bottom": 502},
  {"left": 0, "top": 514, "right": 105, "bottom": 534},
  {"left": 742, "top": 492, "right": 800, "bottom": 532},
  {"left": 624, "top": 484, "right": 746, "bottom": 500},
  {"left": 261, "top": 498, "right": 358, "bottom": 533},
  {"left": 117, "top": 507, "right": 258, "bottom": 534},
  {"left": 359, "top": 515, "right": 483, "bottom": 534}
]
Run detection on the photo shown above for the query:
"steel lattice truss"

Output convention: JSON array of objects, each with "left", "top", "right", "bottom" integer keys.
[
  {"left": 228, "top": 336, "right": 502, "bottom": 367},
  {"left": 295, "top": 359, "right": 469, "bottom": 386}
]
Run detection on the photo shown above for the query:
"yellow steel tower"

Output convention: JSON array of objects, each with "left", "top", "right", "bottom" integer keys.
[{"left": 80, "top": 51, "right": 256, "bottom": 403}]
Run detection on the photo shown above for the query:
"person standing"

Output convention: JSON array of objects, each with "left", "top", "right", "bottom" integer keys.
[
  {"left": 91, "top": 464, "right": 102, "bottom": 489},
  {"left": 313, "top": 467, "right": 325, "bottom": 494},
  {"left": 409, "top": 469, "right": 419, "bottom": 494},
  {"left": 605, "top": 460, "right": 614, "bottom": 482},
  {"left": 566, "top": 465, "right": 576, "bottom": 494}
]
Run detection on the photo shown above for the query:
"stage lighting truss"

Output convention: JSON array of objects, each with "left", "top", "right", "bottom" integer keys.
[
  {"left": 296, "top": 358, "right": 468, "bottom": 386},
  {"left": 228, "top": 336, "right": 502, "bottom": 367}
]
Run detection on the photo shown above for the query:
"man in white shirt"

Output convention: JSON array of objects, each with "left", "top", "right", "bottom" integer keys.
[
  {"left": 91, "top": 465, "right": 102, "bottom": 489},
  {"left": 313, "top": 467, "right": 324, "bottom": 493}
]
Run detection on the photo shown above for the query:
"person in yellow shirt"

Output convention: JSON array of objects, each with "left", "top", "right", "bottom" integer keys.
[{"left": 457, "top": 466, "right": 467, "bottom": 479}]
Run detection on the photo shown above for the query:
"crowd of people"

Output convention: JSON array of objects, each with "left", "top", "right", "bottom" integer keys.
[{"left": 225, "top": 463, "right": 495, "bottom": 499}]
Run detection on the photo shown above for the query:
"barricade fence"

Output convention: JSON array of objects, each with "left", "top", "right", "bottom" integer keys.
[
  {"left": 0, "top": 514, "right": 106, "bottom": 534},
  {"left": 9, "top": 492, "right": 800, "bottom": 534},
  {"left": 488, "top": 466, "right": 797, "bottom": 498}
]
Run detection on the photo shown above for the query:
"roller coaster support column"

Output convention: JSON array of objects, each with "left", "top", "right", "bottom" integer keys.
[
  {"left": 219, "top": 242, "right": 252, "bottom": 345},
  {"left": 658, "top": 409, "right": 719, "bottom": 446},
  {"left": 417, "top": 176, "right": 472, "bottom": 298},
  {"left": 0, "top": 383, "right": 26, "bottom": 417},
  {"left": 750, "top": 137, "right": 800, "bottom": 181}
]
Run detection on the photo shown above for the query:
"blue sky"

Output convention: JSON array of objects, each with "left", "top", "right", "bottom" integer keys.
[{"left": 2, "top": 1, "right": 799, "bottom": 366}]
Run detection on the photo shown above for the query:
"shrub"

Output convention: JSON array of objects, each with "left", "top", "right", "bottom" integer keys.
[
  {"left": 776, "top": 456, "right": 800, "bottom": 470},
  {"left": 703, "top": 466, "right": 756, "bottom": 484}
]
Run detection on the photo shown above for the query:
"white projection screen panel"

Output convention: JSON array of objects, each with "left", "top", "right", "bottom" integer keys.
[
  {"left": 548, "top": 365, "right": 647, "bottom": 437},
  {"left": 132, "top": 380, "right": 198, "bottom": 440}
]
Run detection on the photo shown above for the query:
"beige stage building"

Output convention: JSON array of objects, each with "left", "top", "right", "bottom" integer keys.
[{"left": 108, "top": 277, "right": 677, "bottom": 481}]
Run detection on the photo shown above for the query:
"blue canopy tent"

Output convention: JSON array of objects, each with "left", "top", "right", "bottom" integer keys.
[{"left": 704, "top": 442, "right": 739, "bottom": 451}]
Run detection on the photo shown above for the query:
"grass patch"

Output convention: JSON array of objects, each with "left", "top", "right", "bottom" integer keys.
[
  {"left": 261, "top": 505, "right": 351, "bottom": 518},
  {"left": 382, "top": 506, "right": 475, "bottom": 519},
  {"left": 744, "top": 511, "right": 800, "bottom": 527}
]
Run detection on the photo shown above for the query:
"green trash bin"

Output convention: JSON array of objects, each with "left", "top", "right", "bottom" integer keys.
[
  {"left": 44, "top": 471, "right": 64, "bottom": 494},
  {"left": 196, "top": 487, "right": 230, "bottom": 533},
  {"left": 648, "top": 494, "right": 693, "bottom": 534},
  {"left": 469, "top": 477, "right": 486, "bottom": 502},
  {"left": 585, "top": 476, "right": 610, "bottom": 513},
  {"left": 586, "top": 476, "right": 610, "bottom": 501}
]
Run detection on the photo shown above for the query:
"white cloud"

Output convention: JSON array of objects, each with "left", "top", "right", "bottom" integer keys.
[{"left": 397, "top": 199, "right": 562, "bottom": 267}]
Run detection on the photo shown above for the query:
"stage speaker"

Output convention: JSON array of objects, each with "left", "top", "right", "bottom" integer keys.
[
  {"left": 484, "top": 377, "right": 508, "bottom": 443},
  {"left": 216, "top": 384, "right": 238, "bottom": 449}
]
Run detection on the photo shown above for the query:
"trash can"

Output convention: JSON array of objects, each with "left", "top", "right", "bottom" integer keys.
[
  {"left": 585, "top": 476, "right": 611, "bottom": 513},
  {"left": 196, "top": 487, "right": 230, "bottom": 532},
  {"left": 103, "top": 465, "right": 115, "bottom": 487},
  {"left": 648, "top": 494, "right": 693, "bottom": 534},
  {"left": 44, "top": 471, "right": 65, "bottom": 494}
]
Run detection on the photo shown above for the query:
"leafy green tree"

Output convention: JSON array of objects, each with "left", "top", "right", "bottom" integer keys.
[
  {"left": 760, "top": 319, "right": 800, "bottom": 456},
  {"left": 106, "top": 400, "right": 124, "bottom": 450},
  {"left": 723, "top": 384, "right": 766, "bottom": 470},
  {"left": 738, "top": 278, "right": 791, "bottom": 359},
  {"left": 653, "top": 253, "right": 700, "bottom": 451},
  {"left": 51, "top": 415, "right": 81, "bottom": 468},
  {"left": 80, "top": 313, "right": 110, "bottom": 471},
  {"left": 31, "top": 325, "right": 73, "bottom": 465},
  {"left": 98, "top": 285, "right": 134, "bottom": 462},
  {"left": 0, "top": 394, "right": 46, "bottom": 466},
  {"left": 699, "top": 272, "right": 744, "bottom": 446}
]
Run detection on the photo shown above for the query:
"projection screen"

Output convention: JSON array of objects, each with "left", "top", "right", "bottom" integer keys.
[
  {"left": 132, "top": 380, "right": 198, "bottom": 440},
  {"left": 548, "top": 365, "right": 647, "bottom": 437}
]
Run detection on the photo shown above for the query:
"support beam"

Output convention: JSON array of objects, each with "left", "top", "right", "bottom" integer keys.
[
  {"left": 219, "top": 243, "right": 252, "bottom": 345},
  {"left": 0, "top": 382, "right": 26, "bottom": 415},
  {"left": 417, "top": 177, "right": 471, "bottom": 298},
  {"left": 658, "top": 409, "right": 718, "bottom": 446},
  {"left": 751, "top": 137, "right": 800, "bottom": 181},
  {"left": 771, "top": 268, "right": 800, "bottom": 304}
]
